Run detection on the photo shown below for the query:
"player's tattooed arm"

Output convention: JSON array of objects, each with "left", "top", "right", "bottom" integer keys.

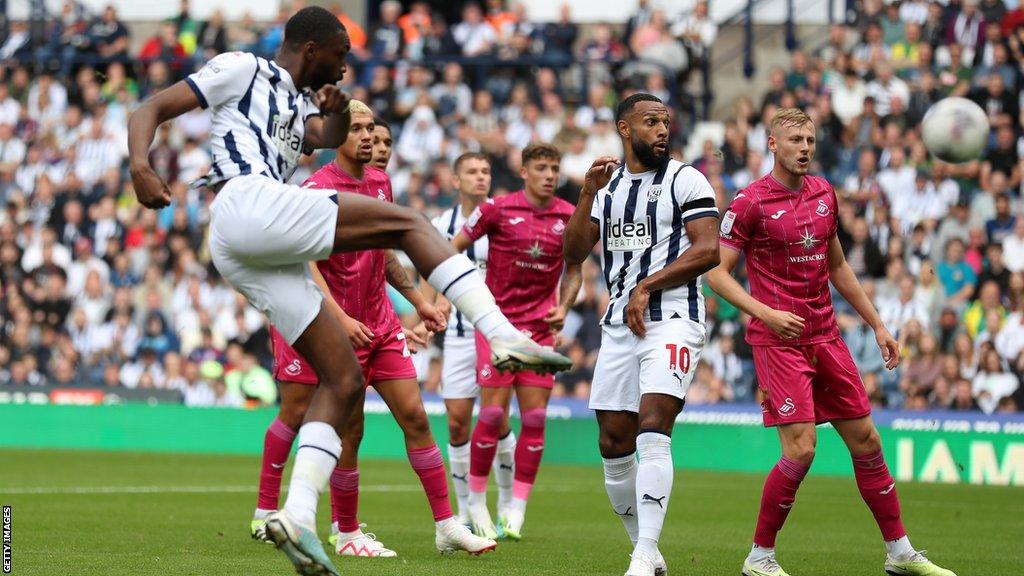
[
  {"left": 128, "top": 82, "right": 202, "bottom": 209},
  {"left": 385, "top": 250, "right": 446, "bottom": 332},
  {"left": 826, "top": 236, "right": 900, "bottom": 370}
]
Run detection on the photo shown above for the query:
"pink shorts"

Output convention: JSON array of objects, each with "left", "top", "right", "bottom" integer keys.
[
  {"left": 753, "top": 338, "right": 871, "bottom": 427},
  {"left": 475, "top": 329, "right": 556, "bottom": 389},
  {"left": 270, "top": 325, "right": 417, "bottom": 386}
]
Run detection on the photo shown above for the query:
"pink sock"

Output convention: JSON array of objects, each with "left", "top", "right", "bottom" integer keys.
[
  {"left": 408, "top": 445, "right": 454, "bottom": 521},
  {"left": 753, "top": 456, "right": 809, "bottom": 547},
  {"left": 257, "top": 418, "right": 296, "bottom": 511},
  {"left": 512, "top": 408, "right": 546, "bottom": 501},
  {"left": 469, "top": 405, "right": 504, "bottom": 493},
  {"left": 330, "top": 466, "right": 359, "bottom": 532},
  {"left": 853, "top": 450, "right": 906, "bottom": 541}
]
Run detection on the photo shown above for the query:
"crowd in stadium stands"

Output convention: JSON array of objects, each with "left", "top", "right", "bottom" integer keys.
[{"left": 0, "top": 0, "right": 1022, "bottom": 413}]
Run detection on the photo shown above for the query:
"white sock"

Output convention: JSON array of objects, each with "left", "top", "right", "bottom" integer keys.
[
  {"left": 885, "top": 535, "right": 915, "bottom": 560},
  {"left": 427, "top": 255, "right": 520, "bottom": 342},
  {"left": 448, "top": 442, "right": 471, "bottom": 518},
  {"left": 436, "top": 517, "right": 457, "bottom": 531},
  {"left": 748, "top": 544, "right": 774, "bottom": 562},
  {"left": 495, "top": 431, "right": 516, "bottom": 513},
  {"left": 254, "top": 508, "right": 274, "bottom": 520},
  {"left": 603, "top": 452, "right": 639, "bottom": 546},
  {"left": 467, "top": 486, "right": 487, "bottom": 509},
  {"left": 509, "top": 496, "right": 527, "bottom": 517},
  {"left": 634, "top": 432, "right": 673, "bottom": 557},
  {"left": 283, "top": 422, "right": 341, "bottom": 527}
]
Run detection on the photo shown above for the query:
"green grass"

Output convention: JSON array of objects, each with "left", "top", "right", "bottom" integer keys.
[{"left": 1, "top": 449, "right": 1020, "bottom": 575}]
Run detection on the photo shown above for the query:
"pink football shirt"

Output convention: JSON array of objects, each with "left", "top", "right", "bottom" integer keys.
[
  {"left": 719, "top": 174, "right": 841, "bottom": 346},
  {"left": 303, "top": 162, "right": 401, "bottom": 335},
  {"left": 462, "top": 191, "right": 574, "bottom": 334}
]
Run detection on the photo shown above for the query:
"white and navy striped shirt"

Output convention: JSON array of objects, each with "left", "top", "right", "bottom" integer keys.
[
  {"left": 590, "top": 159, "right": 718, "bottom": 326},
  {"left": 185, "top": 52, "right": 320, "bottom": 186},
  {"left": 432, "top": 205, "right": 489, "bottom": 338}
]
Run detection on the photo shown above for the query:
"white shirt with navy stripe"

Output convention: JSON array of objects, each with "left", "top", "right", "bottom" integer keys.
[
  {"left": 589, "top": 159, "right": 719, "bottom": 326},
  {"left": 185, "top": 51, "right": 320, "bottom": 187},
  {"left": 432, "top": 206, "right": 489, "bottom": 338}
]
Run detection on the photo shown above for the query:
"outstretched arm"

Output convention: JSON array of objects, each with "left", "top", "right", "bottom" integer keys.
[
  {"left": 827, "top": 236, "right": 900, "bottom": 370},
  {"left": 128, "top": 82, "right": 201, "bottom": 209}
]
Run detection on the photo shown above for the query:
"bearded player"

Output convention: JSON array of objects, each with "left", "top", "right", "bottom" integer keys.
[
  {"left": 706, "top": 108, "right": 956, "bottom": 576},
  {"left": 422, "top": 153, "right": 517, "bottom": 528},
  {"left": 255, "top": 102, "right": 497, "bottom": 558},
  {"left": 563, "top": 93, "right": 721, "bottom": 576},
  {"left": 129, "top": 9, "right": 569, "bottom": 574},
  {"left": 452, "top": 143, "right": 582, "bottom": 540}
]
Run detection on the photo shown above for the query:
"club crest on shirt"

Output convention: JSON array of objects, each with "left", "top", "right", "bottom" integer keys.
[
  {"left": 816, "top": 199, "right": 830, "bottom": 217},
  {"left": 551, "top": 219, "right": 566, "bottom": 234},
  {"left": 377, "top": 188, "right": 387, "bottom": 201},
  {"left": 647, "top": 185, "right": 662, "bottom": 202}
]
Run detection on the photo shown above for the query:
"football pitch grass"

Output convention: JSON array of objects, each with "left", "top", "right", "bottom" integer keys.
[{"left": 2, "top": 449, "right": 1021, "bottom": 576}]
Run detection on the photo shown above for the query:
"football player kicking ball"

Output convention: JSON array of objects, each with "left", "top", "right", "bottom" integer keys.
[
  {"left": 423, "top": 153, "right": 518, "bottom": 530},
  {"left": 707, "top": 108, "right": 955, "bottom": 576},
  {"left": 563, "top": 93, "right": 721, "bottom": 576},
  {"left": 254, "top": 102, "right": 496, "bottom": 558},
  {"left": 452, "top": 143, "right": 583, "bottom": 540}
]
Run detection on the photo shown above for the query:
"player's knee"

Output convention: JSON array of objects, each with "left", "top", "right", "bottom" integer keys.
[
  {"left": 598, "top": 430, "right": 635, "bottom": 458},
  {"left": 521, "top": 408, "right": 546, "bottom": 432},
  {"left": 790, "top": 442, "right": 816, "bottom": 466},
  {"left": 858, "top": 428, "right": 882, "bottom": 454},
  {"left": 322, "top": 371, "right": 365, "bottom": 405},
  {"left": 478, "top": 405, "right": 505, "bottom": 428},
  {"left": 448, "top": 419, "right": 470, "bottom": 445},
  {"left": 401, "top": 410, "right": 433, "bottom": 443},
  {"left": 278, "top": 397, "right": 310, "bottom": 430}
]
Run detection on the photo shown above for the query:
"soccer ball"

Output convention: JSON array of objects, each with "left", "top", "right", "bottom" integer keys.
[{"left": 921, "top": 97, "right": 990, "bottom": 164}]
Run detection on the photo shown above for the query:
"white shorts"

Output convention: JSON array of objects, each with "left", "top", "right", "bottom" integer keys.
[
  {"left": 589, "top": 318, "right": 706, "bottom": 413},
  {"left": 208, "top": 175, "right": 338, "bottom": 345},
  {"left": 440, "top": 333, "right": 479, "bottom": 400}
]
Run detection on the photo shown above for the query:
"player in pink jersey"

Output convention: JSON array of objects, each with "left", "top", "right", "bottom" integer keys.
[
  {"left": 707, "top": 108, "right": 956, "bottom": 576},
  {"left": 254, "top": 102, "right": 497, "bottom": 558},
  {"left": 452, "top": 143, "right": 583, "bottom": 540}
]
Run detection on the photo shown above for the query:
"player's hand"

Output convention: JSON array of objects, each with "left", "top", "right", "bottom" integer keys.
[
  {"left": 403, "top": 325, "right": 430, "bottom": 353},
  {"left": 339, "top": 314, "right": 374, "bottom": 348},
  {"left": 129, "top": 163, "right": 171, "bottom": 209},
  {"left": 543, "top": 305, "right": 568, "bottom": 332},
  {"left": 415, "top": 301, "right": 447, "bottom": 333},
  {"left": 581, "top": 156, "right": 620, "bottom": 196},
  {"left": 625, "top": 285, "right": 650, "bottom": 338},
  {"left": 875, "top": 327, "right": 901, "bottom": 370},
  {"left": 435, "top": 297, "right": 452, "bottom": 322},
  {"left": 315, "top": 84, "right": 351, "bottom": 115},
  {"left": 762, "top": 308, "right": 805, "bottom": 340}
]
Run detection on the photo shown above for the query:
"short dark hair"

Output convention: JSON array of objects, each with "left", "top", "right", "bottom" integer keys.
[
  {"left": 521, "top": 143, "right": 561, "bottom": 165},
  {"left": 373, "top": 116, "right": 391, "bottom": 135},
  {"left": 615, "top": 93, "right": 663, "bottom": 122},
  {"left": 454, "top": 152, "right": 490, "bottom": 172},
  {"left": 284, "top": 6, "right": 346, "bottom": 48}
]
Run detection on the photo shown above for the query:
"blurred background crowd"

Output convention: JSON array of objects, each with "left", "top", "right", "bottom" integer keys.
[{"left": 0, "top": 0, "right": 1022, "bottom": 413}]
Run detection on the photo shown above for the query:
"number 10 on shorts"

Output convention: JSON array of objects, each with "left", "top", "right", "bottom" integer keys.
[{"left": 665, "top": 344, "right": 691, "bottom": 373}]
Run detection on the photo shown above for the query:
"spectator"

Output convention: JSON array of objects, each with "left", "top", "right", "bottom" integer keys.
[
  {"left": 452, "top": 3, "right": 496, "bottom": 57},
  {"left": 973, "top": 348, "right": 1018, "bottom": 413},
  {"left": 196, "top": 10, "right": 229, "bottom": 58},
  {"left": 540, "top": 5, "right": 578, "bottom": 61},
  {"left": 86, "top": 6, "right": 130, "bottom": 61}
]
